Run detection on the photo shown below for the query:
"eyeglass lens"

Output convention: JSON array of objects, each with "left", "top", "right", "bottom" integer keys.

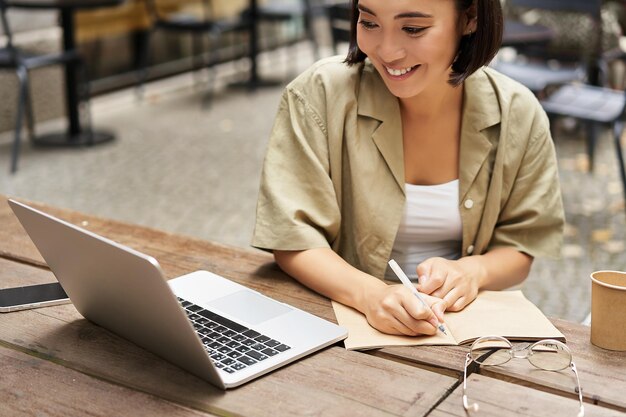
[
  {"left": 529, "top": 341, "right": 572, "bottom": 371},
  {"left": 465, "top": 337, "right": 583, "bottom": 416},
  {"left": 470, "top": 337, "right": 512, "bottom": 366},
  {"left": 470, "top": 337, "right": 572, "bottom": 371}
]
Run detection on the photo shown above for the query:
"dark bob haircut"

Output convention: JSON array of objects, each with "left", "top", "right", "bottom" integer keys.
[{"left": 344, "top": 0, "right": 503, "bottom": 86}]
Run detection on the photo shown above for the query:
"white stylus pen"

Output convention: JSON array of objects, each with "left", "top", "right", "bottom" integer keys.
[{"left": 388, "top": 259, "right": 447, "bottom": 335}]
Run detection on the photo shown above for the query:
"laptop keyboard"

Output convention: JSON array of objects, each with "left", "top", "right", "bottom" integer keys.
[{"left": 177, "top": 297, "right": 291, "bottom": 374}]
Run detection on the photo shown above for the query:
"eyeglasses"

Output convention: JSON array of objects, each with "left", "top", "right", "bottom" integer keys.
[{"left": 462, "top": 336, "right": 584, "bottom": 417}]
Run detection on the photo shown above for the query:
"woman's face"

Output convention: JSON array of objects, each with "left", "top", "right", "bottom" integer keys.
[{"left": 356, "top": 0, "right": 471, "bottom": 99}]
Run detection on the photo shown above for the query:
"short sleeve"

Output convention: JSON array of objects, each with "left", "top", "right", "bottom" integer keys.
[
  {"left": 488, "top": 119, "right": 565, "bottom": 259},
  {"left": 251, "top": 87, "right": 341, "bottom": 251}
]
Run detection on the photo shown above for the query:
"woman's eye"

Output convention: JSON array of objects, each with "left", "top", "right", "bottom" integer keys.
[
  {"left": 403, "top": 26, "right": 427, "bottom": 35},
  {"left": 358, "top": 20, "right": 378, "bottom": 30}
]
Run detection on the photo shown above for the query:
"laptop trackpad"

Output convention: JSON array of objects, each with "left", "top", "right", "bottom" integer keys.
[{"left": 207, "top": 290, "right": 292, "bottom": 325}]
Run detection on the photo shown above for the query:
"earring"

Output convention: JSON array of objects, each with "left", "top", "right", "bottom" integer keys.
[{"left": 467, "top": 17, "right": 477, "bottom": 36}]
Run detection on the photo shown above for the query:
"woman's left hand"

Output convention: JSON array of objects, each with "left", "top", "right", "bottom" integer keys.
[{"left": 415, "top": 257, "right": 485, "bottom": 312}]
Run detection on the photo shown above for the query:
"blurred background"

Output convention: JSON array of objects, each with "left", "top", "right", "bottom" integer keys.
[{"left": 1, "top": 0, "right": 625, "bottom": 323}]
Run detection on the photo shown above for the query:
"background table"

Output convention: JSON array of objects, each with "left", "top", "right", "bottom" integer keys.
[
  {"left": 5, "top": 0, "right": 123, "bottom": 146},
  {"left": 1, "top": 196, "right": 625, "bottom": 416}
]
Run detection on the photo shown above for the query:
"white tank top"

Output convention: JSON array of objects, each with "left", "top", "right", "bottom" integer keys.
[{"left": 385, "top": 180, "right": 463, "bottom": 281}]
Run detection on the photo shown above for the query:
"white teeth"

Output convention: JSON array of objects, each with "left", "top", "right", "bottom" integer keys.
[{"left": 385, "top": 65, "right": 416, "bottom": 76}]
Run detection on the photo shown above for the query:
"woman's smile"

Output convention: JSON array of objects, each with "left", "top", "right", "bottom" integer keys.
[{"left": 383, "top": 63, "right": 421, "bottom": 80}]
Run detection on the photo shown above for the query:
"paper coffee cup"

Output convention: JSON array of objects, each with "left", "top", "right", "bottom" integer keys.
[{"left": 590, "top": 271, "right": 626, "bottom": 351}]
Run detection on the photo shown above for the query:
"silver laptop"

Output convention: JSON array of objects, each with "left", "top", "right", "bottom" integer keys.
[{"left": 9, "top": 199, "right": 347, "bottom": 389}]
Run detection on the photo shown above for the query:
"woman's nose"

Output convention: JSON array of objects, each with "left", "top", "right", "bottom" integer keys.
[{"left": 377, "top": 32, "right": 406, "bottom": 63}]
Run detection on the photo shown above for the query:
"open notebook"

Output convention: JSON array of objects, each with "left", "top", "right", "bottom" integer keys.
[{"left": 332, "top": 290, "right": 565, "bottom": 350}]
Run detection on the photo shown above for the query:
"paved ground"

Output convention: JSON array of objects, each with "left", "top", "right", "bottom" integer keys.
[
  {"left": 524, "top": 120, "right": 626, "bottom": 323},
  {"left": 1, "top": 44, "right": 625, "bottom": 324}
]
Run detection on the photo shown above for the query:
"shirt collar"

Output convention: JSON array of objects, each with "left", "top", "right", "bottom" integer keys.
[
  {"left": 357, "top": 61, "right": 405, "bottom": 193},
  {"left": 356, "top": 62, "right": 502, "bottom": 199},
  {"left": 357, "top": 60, "right": 399, "bottom": 122},
  {"left": 462, "top": 68, "right": 501, "bottom": 131},
  {"left": 459, "top": 69, "right": 501, "bottom": 201}
]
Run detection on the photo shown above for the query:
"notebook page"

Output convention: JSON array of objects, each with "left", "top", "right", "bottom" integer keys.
[
  {"left": 331, "top": 301, "right": 457, "bottom": 350},
  {"left": 444, "top": 290, "right": 565, "bottom": 345}
]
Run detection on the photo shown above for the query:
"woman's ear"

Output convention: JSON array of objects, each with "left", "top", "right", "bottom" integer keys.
[{"left": 462, "top": 2, "right": 478, "bottom": 35}]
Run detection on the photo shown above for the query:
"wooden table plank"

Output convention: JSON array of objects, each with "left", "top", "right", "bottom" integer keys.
[
  {"left": 0, "top": 258, "right": 458, "bottom": 417},
  {"left": 3, "top": 196, "right": 625, "bottom": 414},
  {"left": 1, "top": 197, "right": 473, "bottom": 374},
  {"left": 475, "top": 318, "right": 626, "bottom": 411},
  {"left": 0, "top": 198, "right": 44, "bottom": 266},
  {"left": 0, "top": 197, "right": 337, "bottom": 321},
  {"left": 429, "top": 374, "right": 624, "bottom": 417},
  {"left": 0, "top": 344, "right": 216, "bottom": 417},
  {"left": 0, "top": 256, "right": 56, "bottom": 288},
  {"left": 373, "top": 345, "right": 470, "bottom": 377},
  {"left": 373, "top": 319, "right": 626, "bottom": 412}
]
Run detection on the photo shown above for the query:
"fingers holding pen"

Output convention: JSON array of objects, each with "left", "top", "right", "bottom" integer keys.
[
  {"left": 401, "top": 291, "right": 446, "bottom": 328},
  {"left": 424, "top": 293, "right": 447, "bottom": 323},
  {"left": 393, "top": 288, "right": 443, "bottom": 335},
  {"left": 363, "top": 285, "right": 446, "bottom": 336}
]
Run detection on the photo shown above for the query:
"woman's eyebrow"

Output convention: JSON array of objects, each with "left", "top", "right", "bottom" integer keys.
[
  {"left": 395, "top": 11, "right": 433, "bottom": 19},
  {"left": 357, "top": 4, "right": 377, "bottom": 15},
  {"left": 356, "top": 5, "right": 433, "bottom": 19}
]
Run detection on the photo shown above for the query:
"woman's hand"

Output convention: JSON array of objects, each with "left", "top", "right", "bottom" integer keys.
[
  {"left": 415, "top": 249, "right": 533, "bottom": 312},
  {"left": 360, "top": 284, "right": 447, "bottom": 336},
  {"left": 415, "top": 257, "right": 484, "bottom": 312}
]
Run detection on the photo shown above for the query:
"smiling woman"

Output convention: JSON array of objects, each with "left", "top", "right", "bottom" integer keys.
[
  {"left": 252, "top": 0, "right": 564, "bottom": 337},
  {"left": 347, "top": 0, "right": 502, "bottom": 86}
]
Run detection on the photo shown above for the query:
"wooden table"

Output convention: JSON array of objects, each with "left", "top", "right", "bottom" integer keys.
[{"left": 1, "top": 196, "right": 625, "bottom": 416}]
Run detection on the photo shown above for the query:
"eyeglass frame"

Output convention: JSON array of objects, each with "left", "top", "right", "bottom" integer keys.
[{"left": 462, "top": 335, "right": 584, "bottom": 417}]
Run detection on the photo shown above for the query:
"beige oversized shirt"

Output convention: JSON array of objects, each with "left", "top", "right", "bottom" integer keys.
[{"left": 252, "top": 56, "right": 564, "bottom": 279}]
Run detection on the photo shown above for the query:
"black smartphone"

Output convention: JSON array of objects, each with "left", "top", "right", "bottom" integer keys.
[{"left": 0, "top": 282, "right": 70, "bottom": 313}]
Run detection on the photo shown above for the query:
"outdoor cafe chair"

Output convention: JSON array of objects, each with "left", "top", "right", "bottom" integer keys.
[
  {"left": 137, "top": 0, "right": 248, "bottom": 103},
  {"left": 241, "top": 0, "right": 318, "bottom": 56},
  {"left": 540, "top": 82, "right": 626, "bottom": 215},
  {"left": 491, "top": 0, "right": 603, "bottom": 95},
  {"left": 0, "top": 0, "right": 85, "bottom": 173}
]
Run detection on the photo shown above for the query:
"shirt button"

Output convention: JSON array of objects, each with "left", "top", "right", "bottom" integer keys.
[
  {"left": 464, "top": 199, "right": 474, "bottom": 209},
  {"left": 467, "top": 245, "right": 475, "bottom": 255}
]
